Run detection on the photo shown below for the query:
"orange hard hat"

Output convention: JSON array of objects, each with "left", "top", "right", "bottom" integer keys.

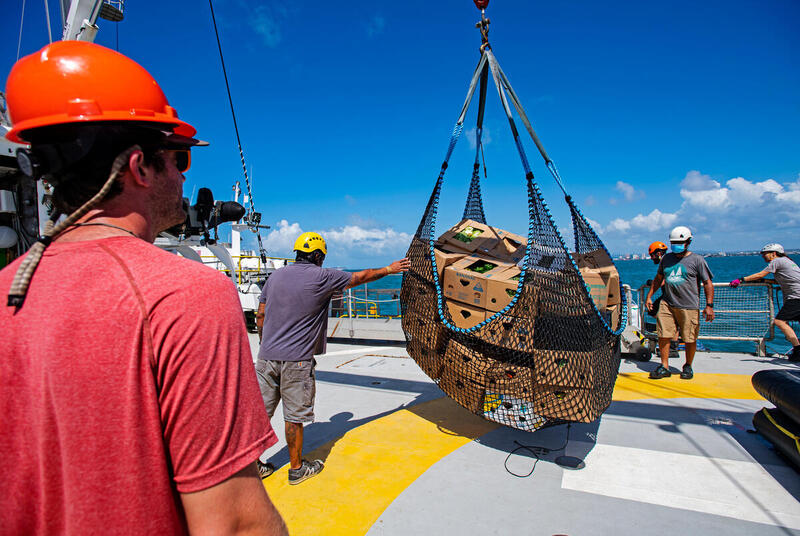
[
  {"left": 5, "top": 41, "right": 196, "bottom": 143},
  {"left": 648, "top": 241, "right": 668, "bottom": 255}
]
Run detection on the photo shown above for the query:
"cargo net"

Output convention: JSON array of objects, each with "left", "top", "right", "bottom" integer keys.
[{"left": 402, "top": 176, "right": 623, "bottom": 432}]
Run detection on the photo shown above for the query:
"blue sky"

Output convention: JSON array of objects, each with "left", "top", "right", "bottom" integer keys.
[{"left": 3, "top": 0, "right": 799, "bottom": 267}]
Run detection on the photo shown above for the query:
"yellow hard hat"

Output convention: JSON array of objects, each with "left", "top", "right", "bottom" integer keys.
[{"left": 293, "top": 232, "right": 327, "bottom": 255}]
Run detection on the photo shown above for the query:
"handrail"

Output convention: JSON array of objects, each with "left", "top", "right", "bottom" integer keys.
[{"left": 636, "top": 281, "right": 779, "bottom": 355}]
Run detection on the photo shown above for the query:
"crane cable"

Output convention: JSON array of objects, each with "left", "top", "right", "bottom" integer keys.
[{"left": 207, "top": 0, "right": 268, "bottom": 264}]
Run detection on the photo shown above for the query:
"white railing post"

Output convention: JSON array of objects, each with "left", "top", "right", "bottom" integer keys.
[{"left": 348, "top": 288, "right": 354, "bottom": 338}]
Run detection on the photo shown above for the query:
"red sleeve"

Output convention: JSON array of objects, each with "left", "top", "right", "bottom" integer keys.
[{"left": 149, "top": 271, "right": 277, "bottom": 492}]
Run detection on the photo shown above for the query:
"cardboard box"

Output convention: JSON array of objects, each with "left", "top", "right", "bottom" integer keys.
[
  {"left": 532, "top": 386, "right": 594, "bottom": 422},
  {"left": 606, "top": 271, "right": 621, "bottom": 306},
  {"left": 438, "top": 219, "right": 500, "bottom": 255},
  {"left": 443, "top": 255, "right": 513, "bottom": 308},
  {"left": 486, "top": 266, "right": 523, "bottom": 312},
  {"left": 580, "top": 268, "right": 611, "bottom": 309},
  {"left": 572, "top": 248, "right": 614, "bottom": 270},
  {"left": 434, "top": 248, "right": 466, "bottom": 282},
  {"left": 444, "top": 299, "right": 486, "bottom": 329},
  {"left": 605, "top": 303, "right": 621, "bottom": 331},
  {"left": 578, "top": 265, "right": 621, "bottom": 310},
  {"left": 434, "top": 240, "right": 472, "bottom": 255},
  {"left": 531, "top": 349, "right": 594, "bottom": 389},
  {"left": 489, "top": 231, "right": 527, "bottom": 263},
  {"left": 484, "top": 313, "right": 534, "bottom": 351},
  {"left": 485, "top": 362, "right": 535, "bottom": 399},
  {"left": 438, "top": 339, "right": 496, "bottom": 413},
  {"left": 400, "top": 271, "right": 438, "bottom": 313}
]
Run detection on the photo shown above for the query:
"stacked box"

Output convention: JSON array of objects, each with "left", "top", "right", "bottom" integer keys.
[
  {"left": 445, "top": 300, "right": 487, "bottom": 329},
  {"left": 438, "top": 219, "right": 501, "bottom": 256},
  {"left": 483, "top": 313, "right": 534, "bottom": 351},
  {"left": 443, "top": 256, "right": 513, "bottom": 309},
  {"left": 573, "top": 248, "right": 621, "bottom": 314},
  {"left": 438, "top": 339, "right": 496, "bottom": 413},
  {"left": 531, "top": 386, "right": 594, "bottom": 422},
  {"left": 531, "top": 349, "right": 595, "bottom": 389}
]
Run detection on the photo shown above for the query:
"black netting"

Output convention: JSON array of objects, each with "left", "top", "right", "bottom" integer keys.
[
  {"left": 462, "top": 164, "right": 487, "bottom": 223},
  {"left": 401, "top": 170, "right": 622, "bottom": 433},
  {"left": 402, "top": 46, "right": 623, "bottom": 432},
  {"left": 568, "top": 195, "right": 604, "bottom": 255}
]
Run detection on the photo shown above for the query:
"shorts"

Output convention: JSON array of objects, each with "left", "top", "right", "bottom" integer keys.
[
  {"left": 776, "top": 299, "right": 800, "bottom": 322},
  {"left": 255, "top": 358, "right": 316, "bottom": 423},
  {"left": 656, "top": 301, "right": 700, "bottom": 343}
]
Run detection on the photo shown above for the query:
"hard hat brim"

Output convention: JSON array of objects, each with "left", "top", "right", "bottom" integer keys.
[{"left": 5, "top": 113, "right": 198, "bottom": 144}]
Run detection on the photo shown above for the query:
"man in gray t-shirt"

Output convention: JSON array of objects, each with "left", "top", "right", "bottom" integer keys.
[
  {"left": 254, "top": 231, "right": 409, "bottom": 484},
  {"left": 729, "top": 243, "right": 800, "bottom": 361},
  {"left": 645, "top": 226, "right": 715, "bottom": 380}
]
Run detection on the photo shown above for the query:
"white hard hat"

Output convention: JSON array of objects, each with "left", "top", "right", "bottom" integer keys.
[
  {"left": 669, "top": 226, "right": 692, "bottom": 242},
  {"left": 760, "top": 243, "right": 784, "bottom": 254},
  {"left": 0, "top": 226, "right": 18, "bottom": 249}
]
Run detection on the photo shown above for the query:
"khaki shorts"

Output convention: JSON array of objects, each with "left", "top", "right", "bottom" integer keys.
[
  {"left": 656, "top": 301, "right": 699, "bottom": 343},
  {"left": 255, "top": 358, "right": 316, "bottom": 423}
]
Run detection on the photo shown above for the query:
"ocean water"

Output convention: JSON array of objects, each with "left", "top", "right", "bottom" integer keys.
[{"left": 350, "top": 253, "right": 797, "bottom": 355}]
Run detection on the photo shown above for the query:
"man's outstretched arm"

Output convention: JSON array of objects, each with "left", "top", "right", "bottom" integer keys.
[
  {"left": 180, "top": 462, "right": 287, "bottom": 535},
  {"left": 345, "top": 258, "right": 410, "bottom": 289}
]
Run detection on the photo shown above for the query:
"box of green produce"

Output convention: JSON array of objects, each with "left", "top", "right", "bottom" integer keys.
[
  {"left": 438, "top": 219, "right": 500, "bottom": 255},
  {"left": 443, "top": 255, "right": 513, "bottom": 308}
]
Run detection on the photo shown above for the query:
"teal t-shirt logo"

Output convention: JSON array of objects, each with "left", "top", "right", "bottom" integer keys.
[{"left": 665, "top": 264, "right": 687, "bottom": 286}]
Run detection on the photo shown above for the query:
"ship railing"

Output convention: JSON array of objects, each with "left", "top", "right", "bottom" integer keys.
[
  {"left": 200, "top": 254, "right": 294, "bottom": 284},
  {"left": 636, "top": 281, "right": 784, "bottom": 355},
  {"left": 329, "top": 286, "right": 401, "bottom": 319}
]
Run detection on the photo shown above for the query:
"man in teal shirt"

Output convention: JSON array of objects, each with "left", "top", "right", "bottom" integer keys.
[{"left": 645, "top": 226, "right": 715, "bottom": 380}]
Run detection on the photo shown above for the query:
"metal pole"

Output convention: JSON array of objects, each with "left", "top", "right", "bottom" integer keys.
[{"left": 348, "top": 288, "right": 354, "bottom": 338}]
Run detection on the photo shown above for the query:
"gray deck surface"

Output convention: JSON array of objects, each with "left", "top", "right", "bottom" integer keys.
[{"left": 248, "top": 328, "right": 800, "bottom": 535}]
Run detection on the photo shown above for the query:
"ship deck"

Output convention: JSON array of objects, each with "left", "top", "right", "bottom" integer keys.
[{"left": 248, "top": 333, "right": 800, "bottom": 535}]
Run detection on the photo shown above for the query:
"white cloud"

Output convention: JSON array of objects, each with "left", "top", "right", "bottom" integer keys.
[
  {"left": 262, "top": 219, "right": 412, "bottom": 258},
  {"left": 465, "top": 127, "right": 492, "bottom": 150},
  {"left": 264, "top": 219, "right": 303, "bottom": 253},
  {"left": 366, "top": 15, "right": 385, "bottom": 37},
  {"left": 615, "top": 180, "right": 644, "bottom": 202},
  {"left": 604, "top": 209, "right": 678, "bottom": 234},
  {"left": 597, "top": 171, "right": 800, "bottom": 252},
  {"left": 325, "top": 225, "right": 412, "bottom": 254},
  {"left": 586, "top": 218, "right": 603, "bottom": 233},
  {"left": 680, "top": 170, "right": 720, "bottom": 191},
  {"left": 251, "top": 5, "right": 284, "bottom": 47}
]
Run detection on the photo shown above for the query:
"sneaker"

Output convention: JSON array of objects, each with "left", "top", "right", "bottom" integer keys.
[
  {"left": 649, "top": 365, "right": 671, "bottom": 379},
  {"left": 257, "top": 460, "right": 275, "bottom": 480},
  {"left": 680, "top": 364, "right": 694, "bottom": 380},
  {"left": 288, "top": 459, "right": 324, "bottom": 485},
  {"left": 787, "top": 348, "right": 799, "bottom": 362}
]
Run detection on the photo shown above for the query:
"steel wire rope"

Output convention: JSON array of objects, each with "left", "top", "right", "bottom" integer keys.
[
  {"left": 17, "top": 0, "right": 27, "bottom": 61},
  {"left": 207, "top": 0, "right": 268, "bottom": 264},
  {"left": 43, "top": 0, "right": 52, "bottom": 44}
]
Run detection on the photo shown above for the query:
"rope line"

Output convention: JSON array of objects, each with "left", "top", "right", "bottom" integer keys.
[
  {"left": 7, "top": 146, "right": 138, "bottom": 307},
  {"left": 207, "top": 0, "right": 268, "bottom": 263},
  {"left": 17, "top": 0, "right": 26, "bottom": 61}
]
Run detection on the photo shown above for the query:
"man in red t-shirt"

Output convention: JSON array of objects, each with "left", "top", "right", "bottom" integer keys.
[{"left": 0, "top": 42, "right": 286, "bottom": 534}]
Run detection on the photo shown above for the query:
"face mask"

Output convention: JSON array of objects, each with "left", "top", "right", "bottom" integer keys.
[{"left": 671, "top": 243, "right": 686, "bottom": 254}]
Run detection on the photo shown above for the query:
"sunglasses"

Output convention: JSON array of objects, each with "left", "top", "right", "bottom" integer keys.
[
  {"left": 173, "top": 150, "right": 191, "bottom": 173},
  {"left": 157, "top": 149, "right": 191, "bottom": 173}
]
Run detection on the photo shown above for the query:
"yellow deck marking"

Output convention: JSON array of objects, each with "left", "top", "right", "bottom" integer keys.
[
  {"left": 263, "top": 397, "right": 497, "bottom": 536},
  {"left": 263, "top": 372, "right": 761, "bottom": 535},
  {"left": 613, "top": 372, "right": 763, "bottom": 401}
]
